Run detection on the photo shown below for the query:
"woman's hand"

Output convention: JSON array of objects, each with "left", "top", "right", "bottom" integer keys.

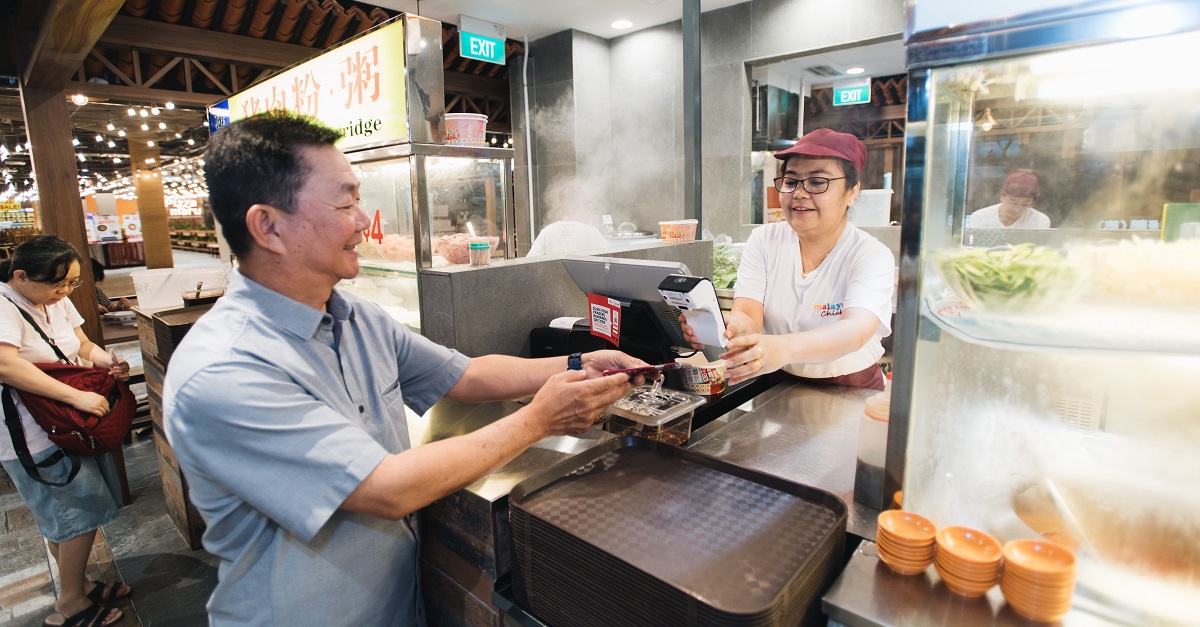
[
  {"left": 108, "top": 359, "right": 130, "bottom": 381},
  {"left": 720, "top": 333, "right": 793, "bottom": 385},
  {"left": 71, "top": 390, "right": 110, "bottom": 417}
]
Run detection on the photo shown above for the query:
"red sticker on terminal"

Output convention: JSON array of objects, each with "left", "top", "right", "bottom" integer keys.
[{"left": 587, "top": 293, "right": 621, "bottom": 347}]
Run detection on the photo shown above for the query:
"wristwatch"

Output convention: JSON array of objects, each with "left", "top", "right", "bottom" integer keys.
[{"left": 567, "top": 352, "right": 583, "bottom": 371}]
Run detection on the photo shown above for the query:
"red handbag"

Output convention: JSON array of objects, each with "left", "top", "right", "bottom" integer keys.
[{"left": 2, "top": 297, "right": 134, "bottom": 485}]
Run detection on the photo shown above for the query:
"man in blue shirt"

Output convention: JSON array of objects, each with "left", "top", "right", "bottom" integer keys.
[{"left": 163, "top": 111, "right": 643, "bottom": 626}]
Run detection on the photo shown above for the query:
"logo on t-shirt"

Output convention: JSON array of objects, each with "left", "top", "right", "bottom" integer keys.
[{"left": 813, "top": 302, "right": 843, "bottom": 317}]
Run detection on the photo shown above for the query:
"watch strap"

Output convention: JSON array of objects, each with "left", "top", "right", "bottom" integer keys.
[{"left": 567, "top": 352, "right": 583, "bottom": 371}]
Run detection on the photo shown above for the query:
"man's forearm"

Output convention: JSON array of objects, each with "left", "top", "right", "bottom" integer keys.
[{"left": 446, "top": 354, "right": 565, "bottom": 402}]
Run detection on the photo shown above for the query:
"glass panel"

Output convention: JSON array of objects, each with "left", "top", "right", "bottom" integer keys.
[
  {"left": 419, "top": 155, "right": 508, "bottom": 265},
  {"left": 343, "top": 157, "right": 421, "bottom": 332},
  {"left": 906, "top": 29, "right": 1200, "bottom": 625}
]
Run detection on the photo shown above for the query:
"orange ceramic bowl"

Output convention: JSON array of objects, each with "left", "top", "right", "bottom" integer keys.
[
  {"left": 879, "top": 550, "right": 931, "bottom": 576},
  {"left": 937, "top": 568, "right": 994, "bottom": 598},
  {"left": 935, "top": 554, "right": 1000, "bottom": 584},
  {"left": 1001, "top": 563, "right": 1076, "bottom": 589},
  {"left": 1003, "top": 539, "right": 1076, "bottom": 576},
  {"left": 937, "top": 526, "right": 1003, "bottom": 566},
  {"left": 878, "top": 511, "right": 937, "bottom": 546},
  {"left": 878, "top": 535, "right": 935, "bottom": 560}
]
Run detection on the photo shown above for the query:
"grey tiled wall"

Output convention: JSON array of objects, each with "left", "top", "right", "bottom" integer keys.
[{"left": 512, "top": 0, "right": 905, "bottom": 251}]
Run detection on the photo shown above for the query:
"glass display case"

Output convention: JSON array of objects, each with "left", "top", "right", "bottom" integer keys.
[
  {"left": 891, "top": 4, "right": 1200, "bottom": 625},
  {"left": 340, "top": 143, "right": 515, "bottom": 332}
]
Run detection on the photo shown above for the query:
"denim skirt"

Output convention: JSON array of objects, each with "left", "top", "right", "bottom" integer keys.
[{"left": 1, "top": 447, "right": 121, "bottom": 542}]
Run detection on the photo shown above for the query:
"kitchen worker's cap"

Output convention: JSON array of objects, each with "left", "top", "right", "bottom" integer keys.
[
  {"left": 774, "top": 128, "right": 867, "bottom": 173},
  {"left": 1001, "top": 170, "right": 1040, "bottom": 198}
]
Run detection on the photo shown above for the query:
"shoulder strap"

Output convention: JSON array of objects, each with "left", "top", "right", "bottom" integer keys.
[
  {"left": 1, "top": 383, "right": 80, "bottom": 486},
  {"left": 2, "top": 295, "right": 73, "bottom": 364}
]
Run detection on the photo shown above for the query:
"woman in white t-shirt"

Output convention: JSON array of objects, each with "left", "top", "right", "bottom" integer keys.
[
  {"left": 684, "top": 129, "right": 895, "bottom": 390},
  {"left": 0, "top": 236, "right": 131, "bottom": 627}
]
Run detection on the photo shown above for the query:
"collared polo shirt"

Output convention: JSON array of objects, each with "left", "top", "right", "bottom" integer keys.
[{"left": 163, "top": 269, "right": 469, "bottom": 626}]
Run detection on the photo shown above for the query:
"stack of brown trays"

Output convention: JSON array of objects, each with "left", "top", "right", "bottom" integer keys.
[
  {"left": 510, "top": 438, "right": 847, "bottom": 626},
  {"left": 152, "top": 305, "right": 214, "bottom": 364}
]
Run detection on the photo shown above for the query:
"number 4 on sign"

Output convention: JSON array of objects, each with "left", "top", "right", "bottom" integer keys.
[{"left": 365, "top": 210, "right": 384, "bottom": 244}]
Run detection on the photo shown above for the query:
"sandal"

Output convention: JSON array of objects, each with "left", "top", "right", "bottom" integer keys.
[
  {"left": 42, "top": 603, "right": 122, "bottom": 627},
  {"left": 86, "top": 580, "right": 132, "bottom": 604}
]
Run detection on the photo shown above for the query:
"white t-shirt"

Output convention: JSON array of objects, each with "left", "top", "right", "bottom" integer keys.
[
  {"left": 968, "top": 204, "right": 1051, "bottom": 229},
  {"left": 527, "top": 221, "right": 609, "bottom": 257},
  {"left": 734, "top": 222, "right": 895, "bottom": 378},
  {"left": 0, "top": 283, "right": 85, "bottom": 461}
]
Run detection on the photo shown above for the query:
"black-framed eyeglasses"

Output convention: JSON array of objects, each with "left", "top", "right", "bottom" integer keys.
[
  {"left": 773, "top": 176, "right": 846, "bottom": 195},
  {"left": 43, "top": 279, "right": 83, "bottom": 291}
]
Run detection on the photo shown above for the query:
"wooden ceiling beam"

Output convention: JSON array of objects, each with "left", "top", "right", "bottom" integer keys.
[
  {"left": 66, "top": 80, "right": 225, "bottom": 107},
  {"left": 97, "top": 15, "right": 316, "bottom": 69},
  {"left": 24, "top": 0, "right": 126, "bottom": 89},
  {"left": 444, "top": 71, "right": 507, "bottom": 100}
]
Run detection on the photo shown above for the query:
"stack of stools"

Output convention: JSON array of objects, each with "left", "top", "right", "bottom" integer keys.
[{"left": 510, "top": 439, "right": 847, "bottom": 626}]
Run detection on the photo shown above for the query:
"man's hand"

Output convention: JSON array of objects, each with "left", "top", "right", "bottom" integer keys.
[
  {"left": 582, "top": 350, "right": 649, "bottom": 385},
  {"left": 529, "top": 370, "right": 633, "bottom": 436}
]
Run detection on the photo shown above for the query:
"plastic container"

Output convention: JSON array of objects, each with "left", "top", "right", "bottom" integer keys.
[
  {"left": 852, "top": 189, "right": 893, "bottom": 227},
  {"left": 659, "top": 219, "right": 698, "bottom": 244},
  {"left": 445, "top": 113, "right": 487, "bottom": 146},
  {"left": 180, "top": 287, "right": 224, "bottom": 307},
  {"left": 468, "top": 237, "right": 491, "bottom": 267},
  {"left": 854, "top": 389, "right": 890, "bottom": 506},
  {"left": 606, "top": 386, "right": 705, "bottom": 446},
  {"left": 131, "top": 268, "right": 182, "bottom": 309}
]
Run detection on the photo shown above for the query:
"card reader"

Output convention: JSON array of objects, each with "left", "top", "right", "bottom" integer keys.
[{"left": 657, "top": 275, "right": 728, "bottom": 349}]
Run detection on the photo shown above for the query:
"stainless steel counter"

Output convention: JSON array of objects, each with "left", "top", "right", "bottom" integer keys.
[
  {"left": 409, "top": 397, "right": 614, "bottom": 509},
  {"left": 823, "top": 541, "right": 1121, "bottom": 627},
  {"left": 687, "top": 380, "right": 883, "bottom": 540}
]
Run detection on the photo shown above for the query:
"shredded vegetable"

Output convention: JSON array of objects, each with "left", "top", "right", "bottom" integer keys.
[
  {"left": 935, "top": 244, "right": 1078, "bottom": 310},
  {"left": 1069, "top": 238, "right": 1200, "bottom": 307},
  {"left": 712, "top": 243, "right": 742, "bottom": 289}
]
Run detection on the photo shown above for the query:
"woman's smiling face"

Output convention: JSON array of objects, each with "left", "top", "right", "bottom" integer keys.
[{"left": 779, "top": 156, "right": 859, "bottom": 238}]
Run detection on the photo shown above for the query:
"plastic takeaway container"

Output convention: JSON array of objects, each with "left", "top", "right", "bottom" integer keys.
[
  {"left": 131, "top": 268, "right": 183, "bottom": 309},
  {"left": 852, "top": 189, "right": 893, "bottom": 227},
  {"left": 445, "top": 113, "right": 488, "bottom": 146}
]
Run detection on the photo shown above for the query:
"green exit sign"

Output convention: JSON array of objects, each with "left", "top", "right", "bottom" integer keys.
[
  {"left": 460, "top": 31, "right": 505, "bottom": 64},
  {"left": 832, "top": 77, "right": 872, "bottom": 107}
]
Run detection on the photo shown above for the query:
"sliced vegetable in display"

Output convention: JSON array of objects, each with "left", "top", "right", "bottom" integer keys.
[
  {"left": 712, "top": 242, "right": 742, "bottom": 289},
  {"left": 934, "top": 244, "right": 1081, "bottom": 311}
]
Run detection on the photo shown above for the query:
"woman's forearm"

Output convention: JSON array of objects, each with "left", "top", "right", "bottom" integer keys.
[
  {"left": 0, "top": 354, "right": 86, "bottom": 404},
  {"left": 780, "top": 309, "right": 879, "bottom": 365}
]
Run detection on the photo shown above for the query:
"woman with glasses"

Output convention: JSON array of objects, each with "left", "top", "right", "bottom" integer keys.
[
  {"left": 0, "top": 235, "right": 131, "bottom": 627},
  {"left": 685, "top": 129, "right": 895, "bottom": 390}
]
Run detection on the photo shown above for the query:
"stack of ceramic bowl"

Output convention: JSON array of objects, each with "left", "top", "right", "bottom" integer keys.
[
  {"left": 1000, "top": 539, "right": 1077, "bottom": 622},
  {"left": 876, "top": 511, "right": 936, "bottom": 575},
  {"left": 934, "top": 526, "right": 1003, "bottom": 597}
]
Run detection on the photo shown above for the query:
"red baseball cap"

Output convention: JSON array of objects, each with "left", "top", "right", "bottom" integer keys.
[
  {"left": 1001, "top": 170, "right": 1040, "bottom": 197},
  {"left": 774, "top": 128, "right": 867, "bottom": 173}
]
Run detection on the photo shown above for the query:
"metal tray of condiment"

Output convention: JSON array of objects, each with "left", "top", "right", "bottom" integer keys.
[{"left": 509, "top": 437, "right": 848, "bottom": 626}]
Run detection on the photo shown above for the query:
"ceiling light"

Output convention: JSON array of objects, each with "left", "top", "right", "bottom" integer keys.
[
  {"left": 980, "top": 107, "right": 997, "bottom": 132},
  {"left": 140, "top": 123, "right": 149, "bottom": 131},
  {"left": 95, "top": 134, "right": 103, "bottom": 142},
  {"left": 113, "top": 157, "right": 121, "bottom": 163},
  {"left": 71, "top": 138, "right": 80, "bottom": 146},
  {"left": 118, "top": 130, "right": 126, "bottom": 137},
  {"left": 846, "top": 67, "right": 866, "bottom": 75},
  {"left": 158, "top": 122, "right": 166, "bottom": 129},
  {"left": 139, "top": 109, "right": 148, "bottom": 117},
  {"left": 78, "top": 154, "right": 86, "bottom": 162},
  {"left": 71, "top": 94, "right": 89, "bottom": 106},
  {"left": 147, "top": 141, "right": 155, "bottom": 147},
  {"left": 151, "top": 107, "right": 160, "bottom": 115},
  {"left": 165, "top": 102, "right": 175, "bottom": 110},
  {"left": 175, "top": 133, "right": 182, "bottom": 139},
  {"left": 611, "top": 19, "right": 633, "bottom": 30},
  {"left": 107, "top": 141, "right": 115, "bottom": 148},
  {"left": 127, "top": 108, "right": 136, "bottom": 116},
  {"left": 187, "top": 138, "right": 195, "bottom": 146}
]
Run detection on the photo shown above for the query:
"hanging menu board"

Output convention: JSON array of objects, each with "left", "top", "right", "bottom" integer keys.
[{"left": 209, "top": 18, "right": 409, "bottom": 150}]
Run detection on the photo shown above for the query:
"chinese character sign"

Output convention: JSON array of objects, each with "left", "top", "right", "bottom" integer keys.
[{"left": 223, "top": 19, "right": 408, "bottom": 149}]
